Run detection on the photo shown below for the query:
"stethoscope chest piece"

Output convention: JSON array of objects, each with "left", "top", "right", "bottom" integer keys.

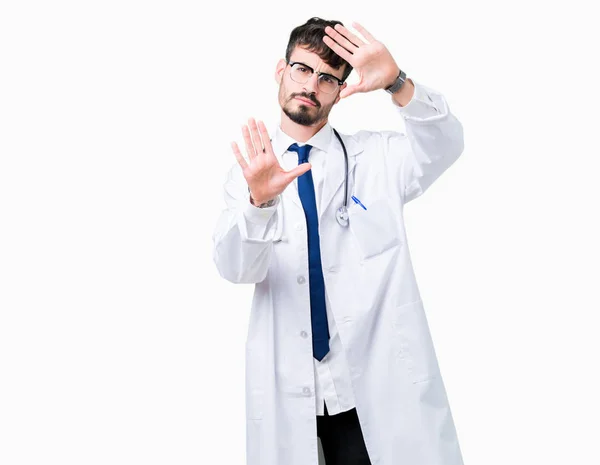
[{"left": 336, "top": 205, "right": 349, "bottom": 227}]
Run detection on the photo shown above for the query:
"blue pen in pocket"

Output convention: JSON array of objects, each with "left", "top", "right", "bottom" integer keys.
[{"left": 351, "top": 195, "right": 367, "bottom": 210}]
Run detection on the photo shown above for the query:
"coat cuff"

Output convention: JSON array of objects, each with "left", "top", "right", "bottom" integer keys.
[
  {"left": 242, "top": 195, "right": 280, "bottom": 225},
  {"left": 394, "top": 79, "right": 448, "bottom": 122}
]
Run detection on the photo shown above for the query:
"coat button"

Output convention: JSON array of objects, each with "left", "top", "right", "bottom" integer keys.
[
  {"left": 300, "top": 331, "right": 308, "bottom": 338},
  {"left": 297, "top": 275, "right": 306, "bottom": 284},
  {"left": 295, "top": 223, "right": 303, "bottom": 231},
  {"left": 302, "top": 387, "right": 311, "bottom": 395}
]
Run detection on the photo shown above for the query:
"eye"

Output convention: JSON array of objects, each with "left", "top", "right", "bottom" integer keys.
[{"left": 322, "top": 75, "right": 335, "bottom": 84}]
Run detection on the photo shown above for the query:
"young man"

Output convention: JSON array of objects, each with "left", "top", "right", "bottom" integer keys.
[{"left": 213, "top": 17, "right": 465, "bottom": 465}]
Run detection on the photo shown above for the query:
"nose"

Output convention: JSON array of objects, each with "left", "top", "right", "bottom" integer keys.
[{"left": 302, "top": 72, "right": 320, "bottom": 94}]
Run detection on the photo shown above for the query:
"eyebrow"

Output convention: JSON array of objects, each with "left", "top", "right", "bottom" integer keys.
[{"left": 292, "top": 61, "right": 342, "bottom": 82}]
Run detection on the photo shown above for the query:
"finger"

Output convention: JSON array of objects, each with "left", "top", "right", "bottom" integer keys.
[
  {"left": 324, "top": 25, "right": 361, "bottom": 49},
  {"left": 257, "top": 120, "right": 274, "bottom": 158},
  {"left": 248, "top": 118, "right": 265, "bottom": 157},
  {"left": 322, "top": 35, "right": 354, "bottom": 63},
  {"left": 350, "top": 21, "right": 377, "bottom": 43},
  {"left": 231, "top": 141, "right": 248, "bottom": 170},
  {"left": 241, "top": 124, "right": 257, "bottom": 161}
]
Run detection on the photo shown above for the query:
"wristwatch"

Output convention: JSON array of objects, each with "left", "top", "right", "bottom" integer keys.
[{"left": 385, "top": 69, "right": 407, "bottom": 95}]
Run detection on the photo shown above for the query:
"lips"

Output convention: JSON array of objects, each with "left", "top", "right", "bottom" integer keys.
[{"left": 295, "top": 97, "right": 316, "bottom": 106}]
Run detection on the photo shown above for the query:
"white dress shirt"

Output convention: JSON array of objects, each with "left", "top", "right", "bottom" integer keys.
[{"left": 278, "top": 130, "right": 357, "bottom": 416}]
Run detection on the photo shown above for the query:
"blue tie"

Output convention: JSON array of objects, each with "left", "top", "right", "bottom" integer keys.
[{"left": 288, "top": 143, "right": 330, "bottom": 361}]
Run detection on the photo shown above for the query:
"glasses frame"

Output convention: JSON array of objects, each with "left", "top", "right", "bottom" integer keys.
[{"left": 287, "top": 61, "right": 345, "bottom": 93}]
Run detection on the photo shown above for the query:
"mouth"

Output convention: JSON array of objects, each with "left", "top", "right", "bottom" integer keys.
[{"left": 295, "top": 97, "right": 317, "bottom": 107}]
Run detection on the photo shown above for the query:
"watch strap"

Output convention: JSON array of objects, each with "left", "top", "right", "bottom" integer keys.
[{"left": 385, "top": 69, "right": 407, "bottom": 94}]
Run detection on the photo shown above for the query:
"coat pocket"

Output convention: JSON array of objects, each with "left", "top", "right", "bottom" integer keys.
[
  {"left": 245, "top": 346, "right": 264, "bottom": 420},
  {"left": 347, "top": 196, "right": 400, "bottom": 259},
  {"left": 391, "top": 300, "right": 441, "bottom": 384}
]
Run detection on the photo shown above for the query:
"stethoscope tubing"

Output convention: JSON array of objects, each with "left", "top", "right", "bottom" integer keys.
[{"left": 332, "top": 127, "right": 349, "bottom": 212}]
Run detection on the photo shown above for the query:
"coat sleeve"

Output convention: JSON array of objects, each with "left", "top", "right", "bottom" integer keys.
[
  {"left": 383, "top": 78, "right": 465, "bottom": 204},
  {"left": 212, "top": 162, "right": 281, "bottom": 284}
]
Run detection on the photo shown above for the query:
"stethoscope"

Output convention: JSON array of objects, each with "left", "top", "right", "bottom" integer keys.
[
  {"left": 331, "top": 127, "right": 350, "bottom": 227},
  {"left": 270, "top": 126, "right": 350, "bottom": 227}
]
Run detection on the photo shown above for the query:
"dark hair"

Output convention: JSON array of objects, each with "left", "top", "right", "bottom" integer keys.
[{"left": 285, "top": 17, "right": 353, "bottom": 82}]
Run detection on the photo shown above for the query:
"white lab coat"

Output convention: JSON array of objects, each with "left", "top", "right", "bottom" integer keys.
[{"left": 213, "top": 80, "right": 465, "bottom": 465}]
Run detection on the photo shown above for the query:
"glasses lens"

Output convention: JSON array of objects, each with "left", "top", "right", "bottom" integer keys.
[
  {"left": 290, "top": 63, "right": 311, "bottom": 84},
  {"left": 290, "top": 63, "right": 339, "bottom": 94},
  {"left": 317, "top": 75, "right": 338, "bottom": 94}
]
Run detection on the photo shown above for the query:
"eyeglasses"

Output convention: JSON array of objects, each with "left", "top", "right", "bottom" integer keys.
[{"left": 287, "top": 61, "right": 344, "bottom": 94}]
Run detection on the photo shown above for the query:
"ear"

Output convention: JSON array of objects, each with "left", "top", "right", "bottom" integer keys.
[
  {"left": 274, "top": 59, "right": 287, "bottom": 85},
  {"left": 334, "top": 82, "right": 347, "bottom": 105}
]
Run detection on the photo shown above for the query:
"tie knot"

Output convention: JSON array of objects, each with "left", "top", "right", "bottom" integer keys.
[{"left": 288, "top": 143, "right": 313, "bottom": 164}]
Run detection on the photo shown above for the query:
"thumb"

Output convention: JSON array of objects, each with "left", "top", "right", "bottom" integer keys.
[
  {"left": 288, "top": 162, "right": 312, "bottom": 180},
  {"left": 340, "top": 84, "right": 362, "bottom": 99}
]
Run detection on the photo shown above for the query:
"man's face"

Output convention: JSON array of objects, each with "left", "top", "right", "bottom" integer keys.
[{"left": 275, "top": 46, "right": 347, "bottom": 127}]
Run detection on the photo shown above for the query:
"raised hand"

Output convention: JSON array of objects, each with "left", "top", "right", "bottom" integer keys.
[
  {"left": 322, "top": 21, "right": 401, "bottom": 99},
  {"left": 231, "top": 118, "right": 312, "bottom": 205}
]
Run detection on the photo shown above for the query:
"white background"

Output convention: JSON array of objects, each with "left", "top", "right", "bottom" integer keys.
[{"left": 1, "top": 1, "right": 599, "bottom": 464}]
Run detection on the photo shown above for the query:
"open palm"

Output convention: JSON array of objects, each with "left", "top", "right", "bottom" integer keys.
[
  {"left": 231, "top": 118, "right": 312, "bottom": 204},
  {"left": 322, "top": 21, "right": 400, "bottom": 99}
]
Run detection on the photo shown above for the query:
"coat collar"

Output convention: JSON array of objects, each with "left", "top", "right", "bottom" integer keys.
[{"left": 270, "top": 120, "right": 364, "bottom": 218}]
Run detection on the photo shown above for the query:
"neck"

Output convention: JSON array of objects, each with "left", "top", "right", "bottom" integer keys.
[{"left": 279, "top": 110, "right": 327, "bottom": 143}]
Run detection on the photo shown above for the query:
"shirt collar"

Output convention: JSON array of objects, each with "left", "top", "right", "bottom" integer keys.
[{"left": 271, "top": 120, "right": 334, "bottom": 160}]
